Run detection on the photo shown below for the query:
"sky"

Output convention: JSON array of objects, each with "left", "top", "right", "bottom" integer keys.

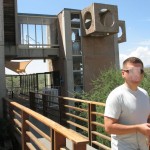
[{"left": 6, "top": 0, "right": 150, "bottom": 74}]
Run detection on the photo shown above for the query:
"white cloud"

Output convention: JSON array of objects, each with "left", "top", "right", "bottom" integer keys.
[{"left": 119, "top": 46, "right": 150, "bottom": 68}]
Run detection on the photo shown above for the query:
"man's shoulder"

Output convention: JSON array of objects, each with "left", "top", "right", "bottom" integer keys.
[
  {"left": 107, "top": 85, "right": 125, "bottom": 99},
  {"left": 138, "top": 86, "right": 147, "bottom": 92},
  {"left": 138, "top": 87, "right": 149, "bottom": 96},
  {"left": 110, "top": 84, "right": 125, "bottom": 94}
]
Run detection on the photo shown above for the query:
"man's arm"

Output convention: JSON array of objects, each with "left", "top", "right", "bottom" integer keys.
[
  {"left": 104, "top": 116, "right": 150, "bottom": 136},
  {"left": 147, "top": 115, "right": 150, "bottom": 123},
  {"left": 146, "top": 115, "right": 150, "bottom": 147}
]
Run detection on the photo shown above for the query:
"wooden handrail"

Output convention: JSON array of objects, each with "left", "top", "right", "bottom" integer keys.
[
  {"left": 3, "top": 98, "right": 88, "bottom": 150},
  {"left": 4, "top": 91, "right": 111, "bottom": 149},
  {"left": 25, "top": 120, "right": 51, "bottom": 142},
  {"left": 58, "top": 95, "right": 110, "bottom": 149},
  {"left": 29, "top": 92, "right": 111, "bottom": 149},
  {"left": 11, "top": 102, "right": 87, "bottom": 143}
]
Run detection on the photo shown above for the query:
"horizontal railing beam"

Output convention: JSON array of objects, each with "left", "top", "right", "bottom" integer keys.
[{"left": 3, "top": 98, "right": 88, "bottom": 150}]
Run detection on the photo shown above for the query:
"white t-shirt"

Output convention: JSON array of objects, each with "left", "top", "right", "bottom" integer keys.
[{"left": 104, "top": 84, "right": 150, "bottom": 150}]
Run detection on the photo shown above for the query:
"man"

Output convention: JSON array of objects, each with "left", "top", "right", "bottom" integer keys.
[{"left": 104, "top": 57, "right": 150, "bottom": 150}]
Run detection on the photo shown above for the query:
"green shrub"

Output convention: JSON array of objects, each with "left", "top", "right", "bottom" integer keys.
[
  {"left": 82, "top": 67, "right": 150, "bottom": 102},
  {"left": 141, "top": 68, "right": 150, "bottom": 95},
  {"left": 82, "top": 67, "right": 124, "bottom": 102}
]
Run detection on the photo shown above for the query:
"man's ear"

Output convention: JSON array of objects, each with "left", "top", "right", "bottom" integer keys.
[{"left": 121, "top": 70, "right": 125, "bottom": 78}]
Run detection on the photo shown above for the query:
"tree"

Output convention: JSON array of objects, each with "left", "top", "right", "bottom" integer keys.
[
  {"left": 140, "top": 68, "right": 150, "bottom": 95},
  {"left": 82, "top": 67, "right": 123, "bottom": 102},
  {"left": 82, "top": 67, "right": 150, "bottom": 103}
]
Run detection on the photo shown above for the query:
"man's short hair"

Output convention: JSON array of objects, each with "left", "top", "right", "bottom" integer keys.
[{"left": 123, "top": 57, "right": 143, "bottom": 68}]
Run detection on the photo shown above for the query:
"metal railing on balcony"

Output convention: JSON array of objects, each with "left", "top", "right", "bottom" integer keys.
[{"left": 20, "top": 35, "right": 59, "bottom": 49}]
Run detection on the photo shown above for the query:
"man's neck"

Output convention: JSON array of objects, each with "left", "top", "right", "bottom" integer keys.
[{"left": 124, "top": 82, "right": 138, "bottom": 91}]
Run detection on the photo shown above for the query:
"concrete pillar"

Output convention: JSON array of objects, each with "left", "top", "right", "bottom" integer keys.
[
  {"left": 114, "top": 34, "right": 120, "bottom": 69},
  {"left": 61, "top": 10, "right": 74, "bottom": 97},
  {"left": 0, "top": 0, "right": 6, "bottom": 118}
]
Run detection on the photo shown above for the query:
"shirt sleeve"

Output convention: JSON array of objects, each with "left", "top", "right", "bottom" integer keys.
[{"left": 104, "top": 91, "right": 122, "bottom": 120}]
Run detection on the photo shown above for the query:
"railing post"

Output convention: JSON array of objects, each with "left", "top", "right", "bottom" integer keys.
[
  {"left": 73, "top": 143, "right": 86, "bottom": 150},
  {"left": 29, "top": 92, "right": 35, "bottom": 110},
  {"left": 42, "top": 94, "right": 47, "bottom": 116},
  {"left": 59, "top": 97, "right": 67, "bottom": 127},
  {"left": 11, "top": 90, "right": 14, "bottom": 98},
  {"left": 51, "top": 129, "right": 66, "bottom": 150},
  {"left": 88, "top": 103, "right": 96, "bottom": 146},
  {"left": 9, "top": 102, "right": 15, "bottom": 126},
  {"left": 21, "top": 111, "right": 30, "bottom": 150},
  {"left": 3, "top": 98, "right": 7, "bottom": 119}
]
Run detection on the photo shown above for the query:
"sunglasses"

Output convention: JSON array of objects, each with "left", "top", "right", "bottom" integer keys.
[{"left": 123, "top": 68, "right": 144, "bottom": 74}]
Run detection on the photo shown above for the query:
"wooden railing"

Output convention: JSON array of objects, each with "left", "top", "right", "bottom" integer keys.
[
  {"left": 29, "top": 92, "right": 111, "bottom": 150},
  {"left": 3, "top": 98, "right": 88, "bottom": 150}
]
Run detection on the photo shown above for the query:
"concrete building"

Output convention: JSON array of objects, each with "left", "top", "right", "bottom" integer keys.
[{"left": 0, "top": 0, "right": 126, "bottom": 117}]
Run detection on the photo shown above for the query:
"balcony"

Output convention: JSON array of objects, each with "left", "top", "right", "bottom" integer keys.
[{"left": 3, "top": 92, "right": 111, "bottom": 150}]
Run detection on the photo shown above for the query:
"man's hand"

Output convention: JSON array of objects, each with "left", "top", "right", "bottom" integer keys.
[{"left": 136, "top": 123, "right": 150, "bottom": 136}]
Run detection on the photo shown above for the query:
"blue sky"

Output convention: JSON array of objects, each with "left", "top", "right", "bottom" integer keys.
[{"left": 6, "top": 0, "right": 150, "bottom": 74}]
